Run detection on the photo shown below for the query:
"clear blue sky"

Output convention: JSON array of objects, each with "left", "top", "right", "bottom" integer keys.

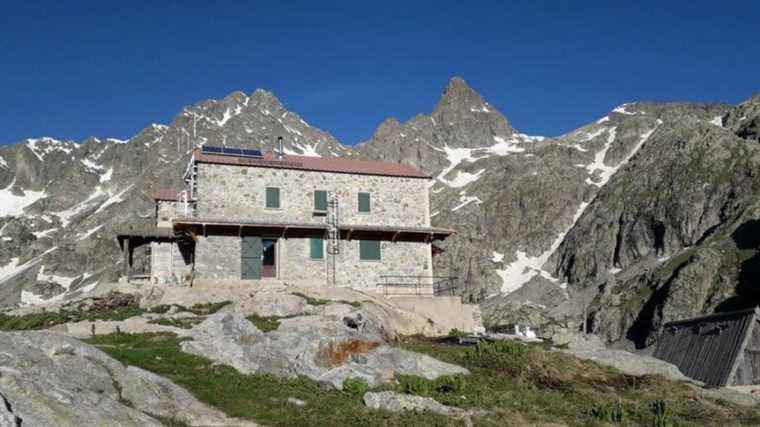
[{"left": 1, "top": 1, "right": 757, "bottom": 146}]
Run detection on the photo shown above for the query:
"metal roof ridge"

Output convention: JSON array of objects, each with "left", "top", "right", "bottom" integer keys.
[{"left": 662, "top": 307, "right": 759, "bottom": 327}]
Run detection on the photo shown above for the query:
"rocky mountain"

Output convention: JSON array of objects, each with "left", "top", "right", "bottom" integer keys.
[
  {"left": 0, "top": 89, "right": 348, "bottom": 308},
  {"left": 1, "top": 76, "right": 758, "bottom": 351}
]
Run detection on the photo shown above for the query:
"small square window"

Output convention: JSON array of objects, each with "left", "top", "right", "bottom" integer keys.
[
  {"left": 358, "top": 192, "right": 371, "bottom": 213},
  {"left": 266, "top": 187, "right": 280, "bottom": 209},
  {"left": 310, "top": 237, "right": 324, "bottom": 260},
  {"left": 359, "top": 240, "right": 381, "bottom": 261}
]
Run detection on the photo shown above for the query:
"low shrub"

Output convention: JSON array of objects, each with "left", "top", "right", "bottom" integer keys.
[
  {"left": 396, "top": 374, "right": 466, "bottom": 397},
  {"left": 590, "top": 400, "right": 625, "bottom": 424},
  {"left": 468, "top": 339, "right": 527, "bottom": 357},
  {"left": 246, "top": 314, "right": 283, "bottom": 332},
  {"left": 651, "top": 400, "right": 675, "bottom": 427},
  {"left": 342, "top": 377, "right": 370, "bottom": 397}
]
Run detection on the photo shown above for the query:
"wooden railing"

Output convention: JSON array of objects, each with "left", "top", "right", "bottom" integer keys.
[{"left": 378, "top": 275, "right": 458, "bottom": 297}]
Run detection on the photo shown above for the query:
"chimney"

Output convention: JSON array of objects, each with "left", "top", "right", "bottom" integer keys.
[{"left": 276, "top": 136, "right": 285, "bottom": 160}]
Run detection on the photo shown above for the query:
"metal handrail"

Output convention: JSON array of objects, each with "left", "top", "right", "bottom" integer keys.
[{"left": 377, "top": 275, "right": 458, "bottom": 297}]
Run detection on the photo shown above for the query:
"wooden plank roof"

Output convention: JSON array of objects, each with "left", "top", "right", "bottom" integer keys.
[{"left": 653, "top": 308, "right": 759, "bottom": 386}]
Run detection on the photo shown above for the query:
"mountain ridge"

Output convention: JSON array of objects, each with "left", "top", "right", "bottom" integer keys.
[{"left": 1, "top": 77, "right": 758, "bottom": 350}]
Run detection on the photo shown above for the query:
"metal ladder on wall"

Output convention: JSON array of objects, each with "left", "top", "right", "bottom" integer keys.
[{"left": 326, "top": 192, "right": 340, "bottom": 286}]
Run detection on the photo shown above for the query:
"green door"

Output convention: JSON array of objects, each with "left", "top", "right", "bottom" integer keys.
[{"left": 241, "top": 236, "right": 262, "bottom": 280}]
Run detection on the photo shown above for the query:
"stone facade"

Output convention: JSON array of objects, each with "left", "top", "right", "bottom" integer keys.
[
  {"left": 194, "top": 235, "right": 241, "bottom": 281},
  {"left": 152, "top": 158, "right": 439, "bottom": 289},
  {"left": 149, "top": 240, "right": 193, "bottom": 285},
  {"left": 156, "top": 201, "right": 177, "bottom": 229},
  {"left": 195, "top": 163, "right": 431, "bottom": 228},
  {"left": 191, "top": 235, "right": 431, "bottom": 289}
]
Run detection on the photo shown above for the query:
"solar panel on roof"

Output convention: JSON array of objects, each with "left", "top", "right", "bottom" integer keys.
[
  {"left": 222, "top": 147, "right": 243, "bottom": 156},
  {"left": 201, "top": 145, "right": 223, "bottom": 153},
  {"left": 201, "top": 145, "right": 263, "bottom": 159}
]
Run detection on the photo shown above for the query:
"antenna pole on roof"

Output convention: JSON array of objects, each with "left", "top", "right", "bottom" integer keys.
[{"left": 276, "top": 136, "right": 285, "bottom": 161}]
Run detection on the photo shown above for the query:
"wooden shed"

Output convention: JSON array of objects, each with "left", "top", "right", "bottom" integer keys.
[{"left": 653, "top": 307, "right": 760, "bottom": 386}]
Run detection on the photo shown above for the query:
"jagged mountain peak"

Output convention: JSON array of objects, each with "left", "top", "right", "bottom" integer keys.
[{"left": 436, "top": 76, "right": 492, "bottom": 113}]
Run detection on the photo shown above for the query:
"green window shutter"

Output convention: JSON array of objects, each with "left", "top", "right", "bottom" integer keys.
[
  {"left": 266, "top": 187, "right": 280, "bottom": 208},
  {"left": 359, "top": 240, "right": 381, "bottom": 261},
  {"left": 310, "top": 237, "right": 324, "bottom": 260},
  {"left": 314, "top": 190, "right": 328, "bottom": 211},
  {"left": 358, "top": 192, "right": 371, "bottom": 213}
]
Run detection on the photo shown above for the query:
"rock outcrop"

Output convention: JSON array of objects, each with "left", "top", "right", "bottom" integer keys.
[
  {"left": 181, "top": 312, "right": 469, "bottom": 389},
  {"left": 0, "top": 330, "right": 255, "bottom": 426}
]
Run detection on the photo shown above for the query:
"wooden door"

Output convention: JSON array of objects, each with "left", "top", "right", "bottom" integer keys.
[{"left": 241, "top": 236, "right": 262, "bottom": 280}]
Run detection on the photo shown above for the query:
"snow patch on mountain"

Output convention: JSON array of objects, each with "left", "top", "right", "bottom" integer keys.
[
  {"left": 451, "top": 191, "right": 483, "bottom": 212},
  {"left": 444, "top": 169, "right": 485, "bottom": 188},
  {"left": 37, "top": 265, "right": 78, "bottom": 288},
  {"left": 430, "top": 133, "right": 538, "bottom": 188},
  {"left": 55, "top": 188, "right": 108, "bottom": 227},
  {"left": 100, "top": 167, "right": 113, "bottom": 183},
  {"left": 0, "top": 156, "right": 7, "bottom": 168},
  {"left": 612, "top": 104, "right": 638, "bottom": 115},
  {"left": 586, "top": 123, "right": 660, "bottom": 187},
  {"left": 0, "top": 247, "right": 58, "bottom": 287},
  {"left": 584, "top": 127, "right": 618, "bottom": 187},
  {"left": 497, "top": 202, "right": 589, "bottom": 294},
  {"left": 77, "top": 224, "right": 105, "bottom": 240},
  {"left": 25, "top": 137, "right": 77, "bottom": 161},
  {"left": 94, "top": 184, "right": 134, "bottom": 214},
  {"left": 0, "top": 179, "right": 47, "bottom": 217},
  {"left": 710, "top": 116, "right": 724, "bottom": 127}
]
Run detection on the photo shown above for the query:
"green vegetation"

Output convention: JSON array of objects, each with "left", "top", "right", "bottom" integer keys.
[
  {"left": 396, "top": 374, "right": 465, "bottom": 397},
  {"left": 399, "top": 337, "right": 760, "bottom": 426},
  {"left": 447, "top": 328, "right": 467, "bottom": 338},
  {"left": 182, "top": 300, "right": 232, "bottom": 315},
  {"left": 590, "top": 400, "right": 625, "bottom": 424},
  {"left": 245, "top": 314, "right": 287, "bottom": 332},
  {"left": 147, "top": 317, "right": 205, "bottom": 330},
  {"left": 292, "top": 292, "right": 330, "bottom": 306},
  {"left": 342, "top": 377, "right": 370, "bottom": 397},
  {"left": 291, "top": 292, "right": 362, "bottom": 308},
  {"left": 0, "top": 304, "right": 143, "bottom": 331},
  {"left": 83, "top": 331, "right": 760, "bottom": 426},
  {"left": 86, "top": 333, "right": 453, "bottom": 426}
]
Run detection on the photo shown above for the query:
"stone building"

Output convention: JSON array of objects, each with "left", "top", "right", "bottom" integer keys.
[{"left": 118, "top": 146, "right": 454, "bottom": 292}]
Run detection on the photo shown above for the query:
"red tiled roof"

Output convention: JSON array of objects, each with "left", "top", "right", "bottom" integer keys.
[
  {"left": 152, "top": 189, "right": 182, "bottom": 201},
  {"left": 191, "top": 149, "right": 430, "bottom": 179}
]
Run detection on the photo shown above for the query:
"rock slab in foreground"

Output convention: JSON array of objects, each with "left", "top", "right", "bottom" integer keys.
[
  {"left": 363, "top": 391, "right": 461, "bottom": 415},
  {"left": 181, "top": 312, "right": 469, "bottom": 389},
  {"left": 0, "top": 331, "right": 256, "bottom": 427},
  {"left": 567, "top": 349, "right": 693, "bottom": 383}
]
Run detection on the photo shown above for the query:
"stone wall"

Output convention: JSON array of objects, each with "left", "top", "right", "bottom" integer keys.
[
  {"left": 195, "top": 163, "right": 431, "bottom": 227},
  {"left": 150, "top": 241, "right": 193, "bottom": 285},
  {"left": 194, "top": 235, "right": 241, "bottom": 280},
  {"left": 156, "top": 201, "right": 177, "bottom": 229},
  {"left": 192, "top": 234, "right": 432, "bottom": 289}
]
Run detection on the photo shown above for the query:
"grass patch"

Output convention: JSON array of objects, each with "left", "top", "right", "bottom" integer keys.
[
  {"left": 245, "top": 314, "right": 287, "bottom": 332},
  {"left": 398, "top": 336, "right": 760, "bottom": 426},
  {"left": 82, "top": 332, "right": 760, "bottom": 426},
  {"left": 147, "top": 317, "right": 205, "bottom": 330},
  {"left": 86, "top": 333, "right": 456, "bottom": 426},
  {"left": 0, "top": 293, "right": 144, "bottom": 331},
  {"left": 291, "top": 292, "right": 330, "bottom": 306},
  {"left": 291, "top": 292, "right": 363, "bottom": 308},
  {"left": 183, "top": 301, "right": 232, "bottom": 315}
]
